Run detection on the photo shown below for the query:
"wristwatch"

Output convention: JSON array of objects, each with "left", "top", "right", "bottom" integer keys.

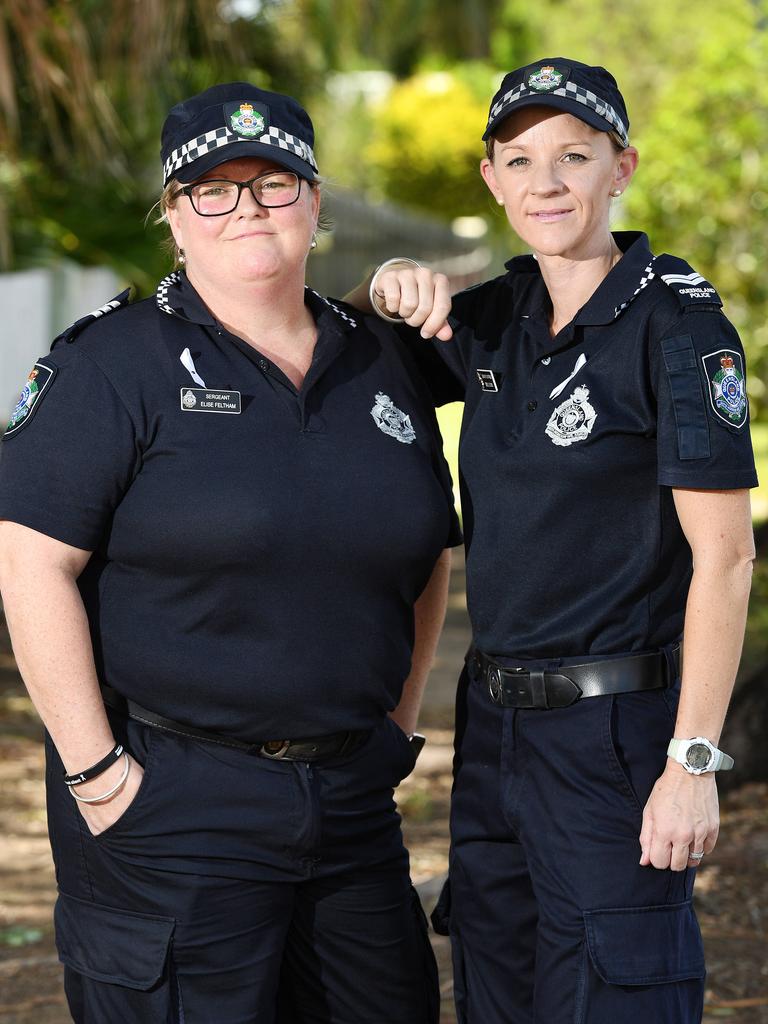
[{"left": 667, "top": 736, "right": 734, "bottom": 775}]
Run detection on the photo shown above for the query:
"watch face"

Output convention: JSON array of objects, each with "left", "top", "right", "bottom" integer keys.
[{"left": 687, "top": 743, "right": 712, "bottom": 770}]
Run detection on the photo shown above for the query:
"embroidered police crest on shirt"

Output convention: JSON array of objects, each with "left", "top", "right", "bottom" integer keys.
[
  {"left": 4, "top": 362, "right": 56, "bottom": 439},
  {"left": 702, "top": 349, "right": 747, "bottom": 428},
  {"left": 545, "top": 385, "right": 597, "bottom": 447},
  {"left": 370, "top": 393, "right": 416, "bottom": 444}
]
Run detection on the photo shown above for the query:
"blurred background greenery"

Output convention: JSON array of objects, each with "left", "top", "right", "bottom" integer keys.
[
  {"left": 3, "top": 0, "right": 767, "bottom": 388},
  {"left": 2, "top": 3, "right": 768, "bottom": 773}
]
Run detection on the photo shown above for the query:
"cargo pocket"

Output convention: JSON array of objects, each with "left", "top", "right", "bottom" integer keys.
[
  {"left": 55, "top": 891, "right": 176, "bottom": 992},
  {"left": 584, "top": 900, "right": 705, "bottom": 986},
  {"left": 411, "top": 886, "right": 441, "bottom": 1024},
  {"left": 429, "top": 878, "right": 470, "bottom": 1024},
  {"left": 430, "top": 875, "right": 451, "bottom": 936}
]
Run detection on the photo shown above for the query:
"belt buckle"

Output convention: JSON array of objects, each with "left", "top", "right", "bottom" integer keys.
[
  {"left": 488, "top": 665, "right": 526, "bottom": 705},
  {"left": 260, "top": 739, "right": 291, "bottom": 760}
]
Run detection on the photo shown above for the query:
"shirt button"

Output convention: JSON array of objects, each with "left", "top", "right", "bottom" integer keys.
[
  {"left": 527, "top": 400, "right": 538, "bottom": 412},
  {"left": 258, "top": 358, "right": 269, "bottom": 371}
]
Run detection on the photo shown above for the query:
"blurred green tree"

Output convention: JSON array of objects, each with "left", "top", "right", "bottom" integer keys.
[{"left": 0, "top": 0, "right": 327, "bottom": 287}]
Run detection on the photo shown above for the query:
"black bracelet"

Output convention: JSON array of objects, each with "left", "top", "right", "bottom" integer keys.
[{"left": 63, "top": 743, "right": 125, "bottom": 787}]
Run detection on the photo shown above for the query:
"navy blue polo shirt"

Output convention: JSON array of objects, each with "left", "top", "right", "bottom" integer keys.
[
  {"left": 0, "top": 274, "right": 461, "bottom": 739},
  {"left": 403, "top": 231, "right": 757, "bottom": 659}
]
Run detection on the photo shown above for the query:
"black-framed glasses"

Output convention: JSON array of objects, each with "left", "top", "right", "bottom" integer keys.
[{"left": 176, "top": 170, "right": 303, "bottom": 216}]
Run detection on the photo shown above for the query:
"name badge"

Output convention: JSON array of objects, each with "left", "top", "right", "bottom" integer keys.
[
  {"left": 476, "top": 369, "right": 500, "bottom": 393},
  {"left": 180, "top": 387, "right": 241, "bottom": 414}
]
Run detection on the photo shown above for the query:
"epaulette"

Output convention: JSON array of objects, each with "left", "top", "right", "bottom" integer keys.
[
  {"left": 654, "top": 254, "right": 722, "bottom": 310},
  {"left": 51, "top": 288, "right": 132, "bottom": 349}
]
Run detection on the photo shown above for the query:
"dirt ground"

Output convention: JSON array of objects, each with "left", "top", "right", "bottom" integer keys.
[{"left": 1, "top": 565, "right": 767, "bottom": 1023}]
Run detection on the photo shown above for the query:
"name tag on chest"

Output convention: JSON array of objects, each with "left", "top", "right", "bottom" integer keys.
[{"left": 180, "top": 387, "right": 241, "bottom": 414}]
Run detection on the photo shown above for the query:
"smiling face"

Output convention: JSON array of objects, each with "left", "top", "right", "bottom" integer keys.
[
  {"left": 480, "top": 106, "right": 638, "bottom": 262},
  {"left": 166, "top": 156, "right": 320, "bottom": 292}
]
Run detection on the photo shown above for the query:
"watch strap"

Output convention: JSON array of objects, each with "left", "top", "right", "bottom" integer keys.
[{"left": 711, "top": 748, "right": 734, "bottom": 771}]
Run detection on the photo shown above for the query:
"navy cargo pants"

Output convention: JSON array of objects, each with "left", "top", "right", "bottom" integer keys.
[
  {"left": 441, "top": 658, "right": 705, "bottom": 1024},
  {"left": 45, "top": 712, "right": 438, "bottom": 1023}
]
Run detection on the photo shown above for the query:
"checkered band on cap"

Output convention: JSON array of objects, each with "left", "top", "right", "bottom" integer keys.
[
  {"left": 489, "top": 79, "right": 629, "bottom": 146},
  {"left": 163, "top": 125, "right": 318, "bottom": 184}
]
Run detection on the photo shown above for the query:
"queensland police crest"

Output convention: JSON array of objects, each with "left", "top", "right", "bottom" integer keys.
[
  {"left": 702, "top": 349, "right": 747, "bottom": 428},
  {"left": 229, "top": 102, "right": 265, "bottom": 137},
  {"left": 5, "top": 362, "right": 56, "bottom": 438},
  {"left": 545, "top": 385, "right": 597, "bottom": 447},
  {"left": 370, "top": 393, "right": 416, "bottom": 444}
]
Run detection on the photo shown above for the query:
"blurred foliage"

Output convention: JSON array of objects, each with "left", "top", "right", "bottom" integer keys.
[
  {"left": 3, "top": 0, "right": 768, "bottom": 407},
  {"left": 364, "top": 69, "right": 493, "bottom": 220},
  {"left": 0, "top": 0, "right": 329, "bottom": 289}
]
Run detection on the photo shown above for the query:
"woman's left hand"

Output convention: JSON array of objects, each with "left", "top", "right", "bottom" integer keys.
[
  {"left": 639, "top": 762, "right": 719, "bottom": 871},
  {"left": 373, "top": 266, "right": 453, "bottom": 340}
]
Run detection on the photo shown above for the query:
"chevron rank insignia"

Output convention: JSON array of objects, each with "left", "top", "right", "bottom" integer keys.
[
  {"left": 51, "top": 288, "right": 132, "bottom": 348},
  {"left": 655, "top": 255, "right": 722, "bottom": 307}
]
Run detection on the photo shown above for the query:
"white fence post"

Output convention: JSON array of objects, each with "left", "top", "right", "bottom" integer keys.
[{"left": 0, "top": 263, "right": 121, "bottom": 421}]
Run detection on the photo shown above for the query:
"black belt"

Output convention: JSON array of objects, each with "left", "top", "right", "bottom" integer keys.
[
  {"left": 473, "top": 646, "right": 679, "bottom": 710},
  {"left": 101, "top": 686, "right": 370, "bottom": 761}
]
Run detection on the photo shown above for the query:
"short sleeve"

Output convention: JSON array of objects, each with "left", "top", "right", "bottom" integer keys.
[
  {"left": 0, "top": 347, "right": 138, "bottom": 549},
  {"left": 393, "top": 323, "right": 468, "bottom": 407},
  {"left": 384, "top": 331, "right": 463, "bottom": 548},
  {"left": 653, "top": 310, "right": 758, "bottom": 489}
]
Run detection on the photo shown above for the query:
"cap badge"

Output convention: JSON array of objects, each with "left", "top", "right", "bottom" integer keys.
[
  {"left": 545, "top": 385, "right": 597, "bottom": 447},
  {"left": 370, "top": 392, "right": 416, "bottom": 445},
  {"left": 230, "top": 102, "right": 265, "bottom": 138},
  {"left": 527, "top": 66, "right": 564, "bottom": 92}
]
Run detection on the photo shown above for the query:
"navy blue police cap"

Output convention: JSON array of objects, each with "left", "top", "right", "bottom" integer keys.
[
  {"left": 483, "top": 58, "right": 629, "bottom": 147},
  {"left": 161, "top": 82, "right": 319, "bottom": 186}
]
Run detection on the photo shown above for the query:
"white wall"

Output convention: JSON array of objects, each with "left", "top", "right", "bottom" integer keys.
[{"left": 0, "top": 264, "right": 121, "bottom": 421}]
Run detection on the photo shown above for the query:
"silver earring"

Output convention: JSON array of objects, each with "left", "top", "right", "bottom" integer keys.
[
  {"left": 497, "top": 198, "right": 505, "bottom": 206},
  {"left": 178, "top": 248, "right": 186, "bottom": 264},
  {"left": 610, "top": 189, "right": 622, "bottom": 198},
  {"left": 310, "top": 233, "right": 317, "bottom": 250}
]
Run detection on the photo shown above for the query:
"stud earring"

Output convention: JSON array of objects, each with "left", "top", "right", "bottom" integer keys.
[
  {"left": 497, "top": 198, "right": 505, "bottom": 206},
  {"left": 610, "top": 189, "right": 622, "bottom": 198},
  {"left": 178, "top": 248, "right": 186, "bottom": 264},
  {"left": 310, "top": 233, "right": 318, "bottom": 250}
]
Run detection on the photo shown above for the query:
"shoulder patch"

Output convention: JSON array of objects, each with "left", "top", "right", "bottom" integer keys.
[
  {"left": 4, "top": 361, "right": 57, "bottom": 439},
  {"left": 51, "top": 288, "right": 132, "bottom": 348},
  {"left": 702, "top": 348, "right": 748, "bottom": 429},
  {"left": 655, "top": 254, "right": 722, "bottom": 309}
]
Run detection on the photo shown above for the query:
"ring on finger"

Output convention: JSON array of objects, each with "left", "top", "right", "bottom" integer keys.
[{"left": 689, "top": 850, "right": 704, "bottom": 861}]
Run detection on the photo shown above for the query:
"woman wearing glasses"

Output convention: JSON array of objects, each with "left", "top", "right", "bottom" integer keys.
[{"left": 0, "top": 83, "right": 459, "bottom": 1023}]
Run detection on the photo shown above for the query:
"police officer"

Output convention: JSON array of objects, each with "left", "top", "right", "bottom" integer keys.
[
  {"left": 0, "top": 83, "right": 462, "bottom": 1023},
  {"left": 352, "top": 58, "right": 758, "bottom": 1023}
]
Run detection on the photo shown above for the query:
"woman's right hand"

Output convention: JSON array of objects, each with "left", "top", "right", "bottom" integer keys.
[
  {"left": 74, "top": 752, "right": 145, "bottom": 836},
  {"left": 372, "top": 265, "right": 454, "bottom": 340}
]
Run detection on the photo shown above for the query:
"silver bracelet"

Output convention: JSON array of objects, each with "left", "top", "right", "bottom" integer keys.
[
  {"left": 368, "top": 257, "right": 422, "bottom": 323},
  {"left": 69, "top": 752, "right": 130, "bottom": 803}
]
